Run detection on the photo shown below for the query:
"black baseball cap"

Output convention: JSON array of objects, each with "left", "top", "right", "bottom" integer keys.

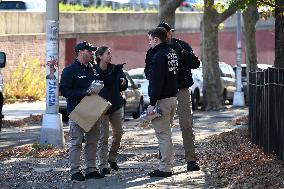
[
  {"left": 74, "top": 41, "right": 97, "bottom": 53},
  {"left": 157, "top": 22, "right": 174, "bottom": 32}
]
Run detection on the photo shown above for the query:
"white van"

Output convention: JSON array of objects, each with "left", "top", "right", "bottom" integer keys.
[{"left": 0, "top": 0, "right": 46, "bottom": 12}]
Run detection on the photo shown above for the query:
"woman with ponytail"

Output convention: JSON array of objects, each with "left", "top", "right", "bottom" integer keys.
[{"left": 94, "top": 46, "right": 128, "bottom": 174}]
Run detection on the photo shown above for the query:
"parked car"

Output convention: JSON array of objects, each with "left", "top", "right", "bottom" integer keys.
[
  {"left": 59, "top": 70, "right": 144, "bottom": 122},
  {"left": 190, "top": 62, "right": 236, "bottom": 109},
  {"left": 0, "top": 52, "right": 6, "bottom": 132},
  {"left": 179, "top": 0, "right": 204, "bottom": 11},
  {"left": 233, "top": 63, "right": 273, "bottom": 100},
  {"left": 59, "top": 95, "right": 68, "bottom": 122},
  {"left": 0, "top": 0, "right": 46, "bottom": 12},
  {"left": 219, "top": 61, "right": 236, "bottom": 103},
  {"left": 127, "top": 68, "right": 149, "bottom": 107},
  {"left": 122, "top": 71, "right": 144, "bottom": 119},
  {"left": 191, "top": 66, "right": 203, "bottom": 110}
]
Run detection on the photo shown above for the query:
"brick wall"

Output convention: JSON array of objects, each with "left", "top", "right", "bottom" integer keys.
[
  {"left": 0, "top": 35, "right": 66, "bottom": 80},
  {"left": 0, "top": 28, "right": 274, "bottom": 83}
]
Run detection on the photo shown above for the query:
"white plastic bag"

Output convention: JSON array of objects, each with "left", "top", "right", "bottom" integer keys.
[
  {"left": 87, "top": 80, "right": 104, "bottom": 94},
  {"left": 137, "top": 107, "right": 162, "bottom": 128}
]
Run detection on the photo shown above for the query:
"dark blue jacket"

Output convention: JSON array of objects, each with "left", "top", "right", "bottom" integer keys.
[
  {"left": 59, "top": 59, "right": 99, "bottom": 114},
  {"left": 171, "top": 38, "right": 200, "bottom": 88},
  {"left": 94, "top": 63, "right": 128, "bottom": 115},
  {"left": 148, "top": 42, "right": 179, "bottom": 106},
  {"left": 145, "top": 38, "right": 200, "bottom": 89}
]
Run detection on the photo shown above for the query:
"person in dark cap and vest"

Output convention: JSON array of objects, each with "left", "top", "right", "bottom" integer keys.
[
  {"left": 145, "top": 22, "right": 201, "bottom": 172},
  {"left": 59, "top": 41, "right": 105, "bottom": 181}
]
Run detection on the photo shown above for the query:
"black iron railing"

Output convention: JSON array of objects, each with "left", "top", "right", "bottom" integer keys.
[{"left": 249, "top": 67, "right": 284, "bottom": 160}]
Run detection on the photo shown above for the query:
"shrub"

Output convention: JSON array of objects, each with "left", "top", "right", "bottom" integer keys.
[
  {"left": 4, "top": 56, "right": 45, "bottom": 102},
  {"left": 59, "top": 3, "right": 158, "bottom": 12}
]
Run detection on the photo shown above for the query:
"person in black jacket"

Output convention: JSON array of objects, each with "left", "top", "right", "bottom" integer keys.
[
  {"left": 157, "top": 22, "right": 201, "bottom": 172},
  {"left": 94, "top": 46, "right": 128, "bottom": 174},
  {"left": 146, "top": 27, "right": 179, "bottom": 177},
  {"left": 59, "top": 41, "right": 105, "bottom": 181}
]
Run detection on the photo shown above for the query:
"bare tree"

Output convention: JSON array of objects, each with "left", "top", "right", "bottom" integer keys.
[
  {"left": 243, "top": 4, "right": 259, "bottom": 72},
  {"left": 243, "top": 3, "right": 259, "bottom": 102},
  {"left": 201, "top": 0, "right": 241, "bottom": 110},
  {"left": 159, "top": 0, "right": 183, "bottom": 27}
]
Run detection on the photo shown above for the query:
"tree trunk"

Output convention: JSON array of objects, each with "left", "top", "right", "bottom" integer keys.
[
  {"left": 159, "top": 0, "right": 183, "bottom": 27},
  {"left": 274, "top": 0, "right": 284, "bottom": 68},
  {"left": 243, "top": 5, "right": 259, "bottom": 71},
  {"left": 243, "top": 4, "right": 259, "bottom": 102},
  {"left": 201, "top": 0, "right": 239, "bottom": 110},
  {"left": 202, "top": 4, "right": 223, "bottom": 110}
]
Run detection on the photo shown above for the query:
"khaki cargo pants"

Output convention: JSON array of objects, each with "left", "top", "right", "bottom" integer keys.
[
  {"left": 176, "top": 88, "right": 196, "bottom": 162},
  {"left": 69, "top": 119, "right": 100, "bottom": 175},
  {"left": 152, "top": 97, "right": 177, "bottom": 172},
  {"left": 97, "top": 108, "right": 123, "bottom": 169}
]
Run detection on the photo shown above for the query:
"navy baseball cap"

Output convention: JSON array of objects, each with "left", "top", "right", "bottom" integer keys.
[
  {"left": 157, "top": 22, "right": 174, "bottom": 32},
  {"left": 74, "top": 41, "right": 97, "bottom": 53}
]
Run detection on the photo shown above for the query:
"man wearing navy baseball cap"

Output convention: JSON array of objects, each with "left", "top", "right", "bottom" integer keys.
[
  {"left": 60, "top": 41, "right": 105, "bottom": 181},
  {"left": 74, "top": 41, "right": 97, "bottom": 54}
]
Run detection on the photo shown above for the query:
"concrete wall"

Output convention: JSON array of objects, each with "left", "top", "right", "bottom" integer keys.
[
  {"left": 0, "top": 12, "right": 275, "bottom": 80},
  {"left": 0, "top": 12, "right": 274, "bottom": 35}
]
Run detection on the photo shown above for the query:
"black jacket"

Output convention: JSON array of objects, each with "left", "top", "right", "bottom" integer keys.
[
  {"left": 59, "top": 59, "right": 99, "bottom": 114},
  {"left": 144, "top": 38, "right": 200, "bottom": 89},
  {"left": 148, "top": 42, "right": 179, "bottom": 106},
  {"left": 171, "top": 38, "right": 200, "bottom": 88},
  {"left": 94, "top": 63, "right": 128, "bottom": 115}
]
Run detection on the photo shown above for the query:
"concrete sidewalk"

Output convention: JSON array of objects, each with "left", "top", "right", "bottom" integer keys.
[
  {"left": 0, "top": 104, "right": 248, "bottom": 188},
  {"left": 3, "top": 101, "right": 45, "bottom": 120}
]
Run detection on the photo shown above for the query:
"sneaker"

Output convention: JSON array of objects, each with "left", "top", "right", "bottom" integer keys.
[
  {"left": 101, "top": 168, "right": 111, "bottom": 174},
  {"left": 148, "top": 170, "right": 172, "bottom": 177},
  {"left": 85, "top": 171, "right": 105, "bottom": 179},
  {"left": 187, "top": 161, "right": 200, "bottom": 171},
  {"left": 108, "top": 161, "right": 119, "bottom": 171},
  {"left": 71, "top": 172, "right": 85, "bottom": 181}
]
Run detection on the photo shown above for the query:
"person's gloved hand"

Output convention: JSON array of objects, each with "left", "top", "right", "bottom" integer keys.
[{"left": 115, "top": 63, "right": 126, "bottom": 71}]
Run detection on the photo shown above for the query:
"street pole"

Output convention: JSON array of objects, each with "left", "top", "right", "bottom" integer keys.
[
  {"left": 233, "top": 10, "right": 245, "bottom": 107},
  {"left": 40, "top": 0, "right": 65, "bottom": 147}
]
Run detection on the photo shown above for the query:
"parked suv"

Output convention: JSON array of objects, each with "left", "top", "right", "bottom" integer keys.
[
  {"left": 190, "top": 62, "right": 236, "bottom": 109},
  {"left": 0, "top": 52, "right": 6, "bottom": 132},
  {"left": 191, "top": 66, "right": 203, "bottom": 110},
  {"left": 233, "top": 64, "right": 272, "bottom": 101},
  {"left": 219, "top": 62, "right": 236, "bottom": 103},
  {"left": 59, "top": 70, "right": 144, "bottom": 122},
  {"left": 122, "top": 71, "right": 144, "bottom": 120},
  {"left": 127, "top": 68, "right": 150, "bottom": 107}
]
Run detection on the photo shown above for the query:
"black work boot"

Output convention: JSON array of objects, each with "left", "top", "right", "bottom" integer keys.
[
  {"left": 187, "top": 161, "right": 200, "bottom": 171},
  {"left": 148, "top": 170, "right": 172, "bottom": 177},
  {"left": 158, "top": 149, "right": 162, "bottom": 160},
  {"left": 108, "top": 161, "right": 119, "bottom": 171},
  {"left": 71, "top": 172, "right": 85, "bottom": 181},
  {"left": 85, "top": 171, "right": 105, "bottom": 179},
  {"left": 101, "top": 168, "right": 111, "bottom": 174}
]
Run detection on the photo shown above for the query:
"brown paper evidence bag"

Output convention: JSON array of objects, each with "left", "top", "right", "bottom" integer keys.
[{"left": 69, "top": 94, "right": 112, "bottom": 132}]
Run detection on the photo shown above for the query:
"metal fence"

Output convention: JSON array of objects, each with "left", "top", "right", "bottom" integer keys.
[{"left": 249, "top": 67, "right": 284, "bottom": 160}]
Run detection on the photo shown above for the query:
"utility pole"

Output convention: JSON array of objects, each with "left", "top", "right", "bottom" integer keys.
[
  {"left": 40, "top": 0, "right": 65, "bottom": 147},
  {"left": 233, "top": 11, "right": 245, "bottom": 107}
]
